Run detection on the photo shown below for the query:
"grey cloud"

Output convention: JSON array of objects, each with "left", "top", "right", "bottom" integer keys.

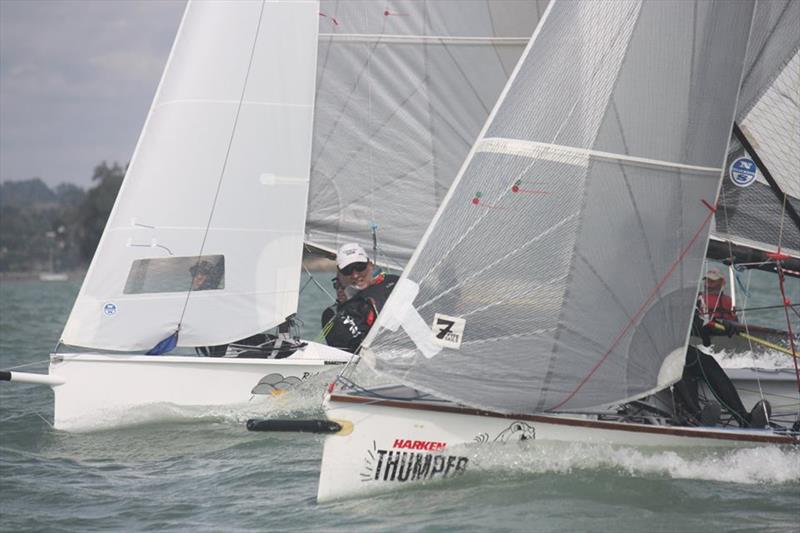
[{"left": 0, "top": 0, "right": 186, "bottom": 187}]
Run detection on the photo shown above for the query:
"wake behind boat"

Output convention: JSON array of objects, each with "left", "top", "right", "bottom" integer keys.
[{"left": 312, "top": 0, "right": 800, "bottom": 502}]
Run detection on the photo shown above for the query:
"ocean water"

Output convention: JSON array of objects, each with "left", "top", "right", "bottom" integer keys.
[{"left": 1, "top": 275, "right": 799, "bottom": 532}]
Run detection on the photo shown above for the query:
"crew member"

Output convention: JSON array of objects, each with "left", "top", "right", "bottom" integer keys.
[
  {"left": 692, "top": 268, "right": 738, "bottom": 346},
  {"left": 324, "top": 243, "right": 399, "bottom": 352}
]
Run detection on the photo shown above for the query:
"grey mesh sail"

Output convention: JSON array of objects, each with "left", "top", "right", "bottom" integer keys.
[
  {"left": 305, "top": 0, "right": 548, "bottom": 269},
  {"left": 363, "top": 0, "right": 756, "bottom": 414}
]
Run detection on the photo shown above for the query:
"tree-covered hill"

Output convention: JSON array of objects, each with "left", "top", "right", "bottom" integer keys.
[{"left": 0, "top": 162, "right": 125, "bottom": 273}]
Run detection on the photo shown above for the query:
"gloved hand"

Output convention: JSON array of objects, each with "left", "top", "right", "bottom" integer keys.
[{"left": 719, "top": 319, "right": 739, "bottom": 338}]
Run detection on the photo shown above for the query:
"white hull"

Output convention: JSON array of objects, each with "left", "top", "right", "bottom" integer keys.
[
  {"left": 49, "top": 341, "right": 350, "bottom": 431},
  {"left": 317, "top": 390, "right": 799, "bottom": 502}
]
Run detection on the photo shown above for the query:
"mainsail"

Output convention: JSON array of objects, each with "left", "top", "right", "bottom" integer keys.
[
  {"left": 364, "top": 0, "right": 756, "bottom": 413},
  {"left": 713, "top": 0, "right": 800, "bottom": 260},
  {"left": 61, "top": 1, "right": 320, "bottom": 350},
  {"left": 305, "top": 0, "right": 547, "bottom": 269}
]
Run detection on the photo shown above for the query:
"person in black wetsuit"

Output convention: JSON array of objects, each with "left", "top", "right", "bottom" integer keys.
[{"left": 323, "top": 243, "right": 398, "bottom": 353}]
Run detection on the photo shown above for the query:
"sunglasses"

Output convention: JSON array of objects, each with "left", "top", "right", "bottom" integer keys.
[{"left": 340, "top": 262, "right": 368, "bottom": 276}]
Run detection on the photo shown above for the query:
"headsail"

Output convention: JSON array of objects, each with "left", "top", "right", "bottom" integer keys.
[
  {"left": 712, "top": 0, "right": 800, "bottom": 261},
  {"left": 61, "top": 1, "right": 320, "bottom": 351},
  {"left": 363, "top": 0, "right": 755, "bottom": 413},
  {"left": 305, "top": 0, "right": 547, "bottom": 269}
]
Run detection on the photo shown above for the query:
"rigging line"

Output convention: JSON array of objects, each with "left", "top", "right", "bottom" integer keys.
[
  {"left": 547, "top": 202, "right": 717, "bottom": 412},
  {"left": 177, "top": 1, "right": 267, "bottom": 328},
  {"left": 320, "top": 15, "right": 513, "bottom": 184},
  {"left": 732, "top": 122, "right": 800, "bottom": 233},
  {"left": 439, "top": 32, "right": 493, "bottom": 116},
  {"left": 775, "top": 262, "right": 800, "bottom": 391},
  {"left": 736, "top": 303, "right": 800, "bottom": 313},
  {"left": 485, "top": 0, "right": 510, "bottom": 81},
  {"left": 718, "top": 183, "right": 735, "bottom": 261},
  {"left": 301, "top": 262, "right": 336, "bottom": 303},
  {"left": 419, "top": 4, "right": 641, "bottom": 288},
  {"left": 1, "top": 359, "right": 51, "bottom": 372},
  {"left": 736, "top": 0, "right": 791, "bottom": 115},
  {"left": 343, "top": 156, "right": 435, "bottom": 214},
  {"left": 421, "top": 1, "right": 443, "bottom": 209},
  {"left": 323, "top": 70, "right": 441, "bottom": 184},
  {"left": 310, "top": 27, "right": 383, "bottom": 177}
]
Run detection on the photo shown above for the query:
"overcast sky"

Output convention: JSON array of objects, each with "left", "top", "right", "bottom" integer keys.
[{"left": 0, "top": 0, "right": 186, "bottom": 188}]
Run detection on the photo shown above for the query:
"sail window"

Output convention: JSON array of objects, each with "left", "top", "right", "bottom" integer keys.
[{"left": 123, "top": 255, "right": 225, "bottom": 294}]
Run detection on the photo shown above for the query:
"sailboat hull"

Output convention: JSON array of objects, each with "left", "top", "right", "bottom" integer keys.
[
  {"left": 317, "top": 390, "right": 799, "bottom": 502},
  {"left": 49, "top": 341, "right": 350, "bottom": 431}
]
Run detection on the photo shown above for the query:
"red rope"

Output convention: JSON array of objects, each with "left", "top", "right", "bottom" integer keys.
[
  {"left": 548, "top": 201, "right": 717, "bottom": 411},
  {"left": 775, "top": 260, "right": 800, "bottom": 392}
]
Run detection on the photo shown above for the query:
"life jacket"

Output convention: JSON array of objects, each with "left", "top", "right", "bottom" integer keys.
[
  {"left": 324, "top": 274, "right": 399, "bottom": 352},
  {"left": 698, "top": 291, "right": 736, "bottom": 322}
]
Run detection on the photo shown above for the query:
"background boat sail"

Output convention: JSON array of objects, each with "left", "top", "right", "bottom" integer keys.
[
  {"left": 701, "top": 1, "right": 799, "bottom": 373},
  {"left": 711, "top": 0, "right": 799, "bottom": 293},
  {"left": 306, "top": 0, "right": 549, "bottom": 268},
  {"left": 316, "top": 0, "right": 799, "bottom": 502},
  {"left": 1, "top": 0, "right": 545, "bottom": 430}
]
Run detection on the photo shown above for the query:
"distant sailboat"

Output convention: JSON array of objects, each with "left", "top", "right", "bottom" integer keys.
[
  {"left": 39, "top": 229, "right": 69, "bottom": 281},
  {"left": 314, "top": 0, "right": 799, "bottom": 502},
  {"left": 1, "top": 0, "right": 544, "bottom": 430}
]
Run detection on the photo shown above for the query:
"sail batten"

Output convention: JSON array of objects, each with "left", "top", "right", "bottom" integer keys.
[{"left": 363, "top": 0, "right": 756, "bottom": 414}]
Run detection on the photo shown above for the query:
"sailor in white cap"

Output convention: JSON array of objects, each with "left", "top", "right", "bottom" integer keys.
[{"left": 322, "top": 243, "right": 399, "bottom": 352}]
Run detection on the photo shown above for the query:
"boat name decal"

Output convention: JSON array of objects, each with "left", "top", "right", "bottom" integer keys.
[
  {"left": 369, "top": 449, "right": 468, "bottom": 483},
  {"left": 392, "top": 438, "right": 446, "bottom": 451}
]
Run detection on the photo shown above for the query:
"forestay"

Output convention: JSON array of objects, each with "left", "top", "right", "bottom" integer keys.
[
  {"left": 305, "top": 0, "right": 547, "bottom": 269},
  {"left": 61, "top": 1, "right": 319, "bottom": 351},
  {"left": 713, "top": 0, "right": 800, "bottom": 257},
  {"left": 363, "top": 0, "right": 755, "bottom": 413}
]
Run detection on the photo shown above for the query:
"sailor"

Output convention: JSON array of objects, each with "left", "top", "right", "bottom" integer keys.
[
  {"left": 692, "top": 268, "right": 738, "bottom": 346},
  {"left": 190, "top": 260, "right": 221, "bottom": 291},
  {"left": 323, "top": 243, "right": 399, "bottom": 352},
  {"left": 320, "top": 270, "right": 348, "bottom": 329}
]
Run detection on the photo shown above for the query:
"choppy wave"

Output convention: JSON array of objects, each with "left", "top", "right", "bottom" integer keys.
[{"left": 464, "top": 441, "right": 800, "bottom": 485}]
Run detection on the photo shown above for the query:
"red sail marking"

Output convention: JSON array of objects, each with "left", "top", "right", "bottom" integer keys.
[{"left": 548, "top": 199, "right": 718, "bottom": 411}]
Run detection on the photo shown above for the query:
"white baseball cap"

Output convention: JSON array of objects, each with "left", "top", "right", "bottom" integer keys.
[
  {"left": 337, "top": 243, "right": 369, "bottom": 269},
  {"left": 704, "top": 268, "right": 724, "bottom": 281}
]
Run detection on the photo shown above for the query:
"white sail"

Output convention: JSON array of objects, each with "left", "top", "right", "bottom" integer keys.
[
  {"left": 363, "top": 0, "right": 755, "bottom": 413},
  {"left": 305, "top": 0, "right": 547, "bottom": 269},
  {"left": 61, "top": 1, "right": 320, "bottom": 351}
]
